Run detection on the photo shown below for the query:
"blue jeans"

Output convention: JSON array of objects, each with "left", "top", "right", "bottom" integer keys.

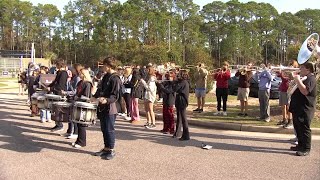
[
  {"left": 40, "top": 110, "right": 51, "bottom": 121},
  {"left": 100, "top": 114, "right": 116, "bottom": 149}
]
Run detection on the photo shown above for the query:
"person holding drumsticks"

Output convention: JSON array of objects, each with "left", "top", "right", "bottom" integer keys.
[
  {"left": 92, "top": 57, "right": 121, "bottom": 160},
  {"left": 70, "top": 69, "right": 93, "bottom": 148}
]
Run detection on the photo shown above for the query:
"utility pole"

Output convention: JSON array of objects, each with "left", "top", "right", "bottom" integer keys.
[{"left": 168, "top": 19, "right": 171, "bottom": 52}]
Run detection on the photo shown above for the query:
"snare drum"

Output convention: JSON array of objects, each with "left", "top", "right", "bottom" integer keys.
[
  {"left": 72, "top": 102, "right": 97, "bottom": 125},
  {"left": 44, "top": 94, "right": 62, "bottom": 110},
  {"left": 31, "top": 93, "right": 41, "bottom": 105},
  {"left": 51, "top": 102, "right": 72, "bottom": 122},
  {"left": 37, "top": 96, "right": 46, "bottom": 109}
]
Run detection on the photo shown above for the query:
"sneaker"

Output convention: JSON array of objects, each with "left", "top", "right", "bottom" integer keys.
[
  {"left": 222, "top": 111, "right": 227, "bottom": 116},
  {"left": 146, "top": 124, "right": 156, "bottom": 129},
  {"left": 47, "top": 119, "right": 52, "bottom": 123},
  {"left": 283, "top": 123, "right": 293, "bottom": 129},
  {"left": 264, "top": 118, "right": 271, "bottom": 122},
  {"left": 290, "top": 146, "right": 301, "bottom": 151},
  {"left": 74, "top": 144, "right": 82, "bottom": 148},
  {"left": 60, "top": 133, "right": 71, "bottom": 137},
  {"left": 40, "top": 120, "right": 45, "bottom": 123},
  {"left": 238, "top": 113, "right": 244, "bottom": 116},
  {"left": 71, "top": 142, "right": 76, "bottom": 146},
  {"left": 198, "top": 109, "right": 203, "bottom": 113},
  {"left": 277, "top": 120, "right": 287, "bottom": 126},
  {"left": 102, "top": 150, "right": 116, "bottom": 160},
  {"left": 67, "top": 134, "right": 78, "bottom": 139},
  {"left": 179, "top": 137, "right": 190, "bottom": 141},
  {"left": 93, "top": 149, "right": 108, "bottom": 156},
  {"left": 289, "top": 137, "right": 298, "bottom": 142},
  {"left": 125, "top": 116, "right": 131, "bottom": 121},
  {"left": 144, "top": 122, "right": 151, "bottom": 127},
  {"left": 294, "top": 141, "right": 298, "bottom": 145},
  {"left": 51, "top": 127, "right": 64, "bottom": 132},
  {"left": 242, "top": 113, "right": 248, "bottom": 117},
  {"left": 213, "top": 111, "right": 221, "bottom": 116},
  {"left": 296, "top": 150, "right": 310, "bottom": 156},
  {"left": 193, "top": 108, "right": 200, "bottom": 112}
]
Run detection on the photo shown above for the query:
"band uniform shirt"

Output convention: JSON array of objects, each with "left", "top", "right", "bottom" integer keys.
[
  {"left": 258, "top": 70, "right": 272, "bottom": 91},
  {"left": 289, "top": 73, "right": 317, "bottom": 120},
  {"left": 48, "top": 70, "right": 68, "bottom": 95},
  {"left": 235, "top": 71, "right": 253, "bottom": 88},
  {"left": 94, "top": 72, "right": 121, "bottom": 115}
]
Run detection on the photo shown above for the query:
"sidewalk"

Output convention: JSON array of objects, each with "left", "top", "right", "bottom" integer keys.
[{"left": 139, "top": 110, "right": 320, "bottom": 135}]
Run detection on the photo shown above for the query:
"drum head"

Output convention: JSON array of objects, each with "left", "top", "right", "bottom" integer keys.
[
  {"left": 37, "top": 96, "right": 46, "bottom": 101},
  {"left": 74, "top": 102, "right": 97, "bottom": 109},
  {"left": 45, "top": 94, "right": 62, "bottom": 101}
]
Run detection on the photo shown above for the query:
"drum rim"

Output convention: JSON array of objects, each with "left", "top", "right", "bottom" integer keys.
[{"left": 74, "top": 102, "right": 97, "bottom": 108}]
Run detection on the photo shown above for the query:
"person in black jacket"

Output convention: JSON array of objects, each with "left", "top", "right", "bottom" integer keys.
[
  {"left": 157, "top": 71, "right": 176, "bottom": 134},
  {"left": 92, "top": 57, "right": 121, "bottom": 160},
  {"left": 70, "top": 68, "right": 93, "bottom": 148},
  {"left": 173, "top": 70, "right": 190, "bottom": 141},
  {"left": 128, "top": 68, "right": 143, "bottom": 124},
  {"left": 48, "top": 59, "right": 68, "bottom": 132}
]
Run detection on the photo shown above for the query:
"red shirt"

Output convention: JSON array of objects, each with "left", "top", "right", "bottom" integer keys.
[
  {"left": 214, "top": 70, "right": 231, "bottom": 88},
  {"left": 277, "top": 72, "right": 289, "bottom": 92}
]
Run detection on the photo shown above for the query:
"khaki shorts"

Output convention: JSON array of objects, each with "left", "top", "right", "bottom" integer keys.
[
  {"left": 279, "top": 92, "right": 289, "bottom": 106},
  {"left": 237, "top": 88, "right": 250, "bottom": 101}
]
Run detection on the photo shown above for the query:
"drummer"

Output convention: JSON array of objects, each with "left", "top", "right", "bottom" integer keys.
[
  {"left": 34, "top": 66, "right": 51, "bottom": 122},
  {"left": 70, "top": 68, "right": 93, "bottom": 148},
  {"left": 47, "top": 59, "right": 69, "bottom": 132},
  {"left": 28, "top": 64, "right": 40, "bottom": 117}
]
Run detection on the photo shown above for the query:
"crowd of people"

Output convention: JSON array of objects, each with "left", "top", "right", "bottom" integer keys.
[{"left": 18, "top": 57, "right": 317, "bottom": 158}]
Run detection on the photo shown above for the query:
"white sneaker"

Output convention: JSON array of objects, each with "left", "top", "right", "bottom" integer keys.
[
  {"left": 67, "top": 134, "right": 78, "bottom": 139},
  {"left": 71, "top": 142, "right": 76, "bottom": 146},
  {"left": 222, "top": 111, "right": 227, "bottom": 116},
  {"left": 40, "top": 120, "right": 45, "bottom": 123},
  {"left": 125, "top": 116, "right": 131, "bottom": 121},
  {"left": 294, "top": 141, "right": 298, "bottom": 145},
  {"left": 47, "top": 119, "right": 52, "bottom": 123},
  {"left": 74, "top": 144, "right": 82, "bottom": 148},
  {"left": 213, "top": 111, "right": 221, "bottom": 116}
]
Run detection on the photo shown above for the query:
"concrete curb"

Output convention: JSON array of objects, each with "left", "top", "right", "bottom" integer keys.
[{"left": 139, "top": 111, "right": 320, "bottom": 135}]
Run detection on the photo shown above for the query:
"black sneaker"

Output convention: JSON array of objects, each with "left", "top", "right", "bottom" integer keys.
[
  {"left": 102, "top": 150, "right": 116, "bottom": 160},
  {"left": 198, "top": 109, "right": 203, "bottom": 113},
  {"left": 243, "top": 113, "right": 248, "bottom": 117},
  {"left": 193, "top": 108, "right": 200, "bottom": 112},
  {"left": 93, "top": 149, "right": 108, "bottom": 156},
  {"left": 144, "top": 123, "right": 150, "bottom": 127},
  {"left": 290, "top": 146, "right": 302, "bottom": 151},
  {"left": 179, "top": 137, "right": 190, "bottom": 141},
  {"left": 51, "top": 126, "right": 63, "bottom": 132},
  {"left": 238, "top": 113, "right": 244, "bottom": 116},
  {"left": 296, "top": 150, "right": 310, "bottom": 156},
  {"left": 277, "top": 120, "right": 287, "bottom": 126}
]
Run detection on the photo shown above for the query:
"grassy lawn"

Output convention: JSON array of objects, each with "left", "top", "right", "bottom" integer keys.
[
  {"left": 0, "top": 83, "right": 7, "bottom": 87},
  {"left": 0, "top": 77, "right": 16, "bottom": 82}
]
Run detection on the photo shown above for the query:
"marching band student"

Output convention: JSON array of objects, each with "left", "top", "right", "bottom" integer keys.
[
  {"left": 122, "top": 67, "right": 133, "bottom": 120},
  {"left": 48, "top": 59, "right": 68, "bottom": 132},
  {"left": 213, "top": 62, "right": 231, "bottom": 116},
  {"left": 129, "top": 68, "right": 143, "bottom": 124},
  {"left": 28, "top": 66, "right": 39, "bottom": 117},
  {"left": 289, "top": 62, "right": 317, "bottom": 156},
  {"left": 258, "top": 64, "right": 272, "bottom": 122},
  {"left": 140, "top": 65, "right": 157, "bottom": 129},
  {"left": 34, "top": 66, "right": 51, "bottom": 122},
  {"left": 276, "top": 70, "right": 292, "bottom": 128},
  {"left": 193, "top": 63, "right": 208, "bottom": 113},
  {"left": 157, "top": 71, "right": 176, "bottom": 134},
  {"left": 92, "top": 57, "right": 121, "bottom": 160},
  {"left": 71, "top": 68, "right": 93, "bottom": 148},
  {"left": 173, "top": 70, "right": 190, "bottom": 141},
  {"left": 235, "top": 67, "right": 253, "bottom": 117},
  {"left": 61, "top": 64, "right": 83, "bottom": 139}
]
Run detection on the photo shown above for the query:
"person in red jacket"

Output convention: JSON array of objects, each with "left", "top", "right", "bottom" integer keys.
[{"left": 213, "top": 62, "right": 231, "bottom": 116}]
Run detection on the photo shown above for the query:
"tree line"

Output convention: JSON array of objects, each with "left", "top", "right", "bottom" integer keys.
[{"left": 1, "top": 0, "right": 320, "bottom": 68}]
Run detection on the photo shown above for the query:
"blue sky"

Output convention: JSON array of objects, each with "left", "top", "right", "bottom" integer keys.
[{"left": 23, "top": 0, "right": 320, "bottom": 14}]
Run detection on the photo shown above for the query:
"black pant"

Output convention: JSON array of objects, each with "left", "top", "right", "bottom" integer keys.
[
  {"left": 216, "top": 88, "right": 228, "bottom": 111},
  {"left": 67, "top": 121, "right": 78, "bottom": 135},
  {"left": 175, "top": 108, "right": 189, "bottom": 139},
  {"left": 293, "top": 113, "right": 312, "bottom": 151},
  {"left": 123, "top": 93, "right": 131, "bottom": 116},
  {"left": 75, "top": 124, "right": 86, "bottom": 146}
]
